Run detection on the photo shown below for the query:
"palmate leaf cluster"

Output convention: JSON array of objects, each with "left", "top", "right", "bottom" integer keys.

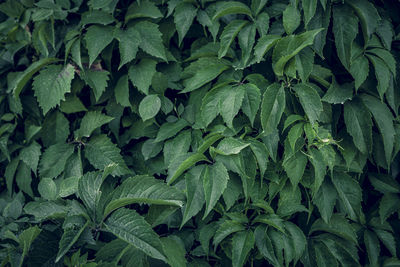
[{"left": 0, "top": 0, "right": 399, "bottom": 266}]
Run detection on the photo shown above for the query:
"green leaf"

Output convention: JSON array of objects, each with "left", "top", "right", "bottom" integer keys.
[
  {"left": 60, "top": 94, "right": 88, "bottom": 114},
  {"left": 367, "top": 48, "right": 396, "bottom": 77},
  {"left": 203, "top": 161, "right": 229, "bottom": 218},
  {"left": 220, "top": 86, "right": 245, "bottom": 128},
  {"left": 75, "top": 111, "right": 113, "bottom": 138},
  {"left": 216, "top": 137, "right": 250, "bottom": 155},
  {"left": 38, "top": 178, "right": 58, "bottom": 200},
  {"left": 155, "top": 119, "right": 189, "bottom": 142},
  {"left": 59, "top": 176, "right": 80, "bottom": 198},
  {"left": 284, "top": 221, "right": 307, "bottom": 263},
  {"left": 18, "top": 226, "right": 41, "bottom": 261},
  {"left": 167, "top": 152, "right": 208, "bottom": 185},
  {"left": 287, "top": 123, "right": 304, "bottom": 151},
  {"left": 104, "top": 175, "right": 185, "bottom": 217},
  {"left": 116, "top": 27, "right": 140, "bottom": 69},
  {"left": 84, "top": 25, "right": 114, "bottom": 66},
  {"left": 322, "top": 80, "right": 353, "bottom": 104},
  {"left": 253, "top": 35, "right": 280, "bottom": 63},
  {"left": 232, "top": 231, "right": 255, "bottom": 267},
  {"left": 366, "top": 54, "right": 391, "bottom": 100},
  {"left": 310, "top": 215, "right": 358, "bottom": 244},
  {"left": 332, "top": 6, "right": 359, "bottom": 69},
  {"left": 181, "top": 165, "right": 206, "bottom": 227},
  {"left": 212, "top": 1, "right": 252, "bottom": 20},
  {"left": 379, "top": 193, "right": 400, "bottom": 223},
  {"left": 331, "top": 172, "right": 362, "bottom": 221},
  {"left": 125, "top": 0, "right": 163, "bottom": 21},
  {"left": 19, "top": 141, "right": 41, "bottom": 173},
  {"left": 260, "top": 83, "right": 285, "bottom": 134},
  {"left": 164, "top": 130, "right": 192, "bottom": 166},
  {"left": 283, "top": 151, "right": 308, "bottom": 187},
  {"left": 350, "top": 55, "right": 369, "bottom": 90},
  {"left": 24, "top": 201, "right": 67, "bottom": 221},
  {"left": 161, "top": 236, "right": 187, "bottom": 267},
  {"left": 237, "top": 24, "right": 257, "bottom": 68},
  {"left": 135, "top": 21, "right": 167, "bottom": 61},
  {"left": 32, "top": 64, "right": 75, "bottom": 115},
  {"left": 254, "top": 226, "right": 279, "bottom": 266},
  {"left": 369, "top": 173, "right": 400, "bottom": 194},
  {"left": 174, "top": 3, "right": 197, "bottom": 46},
  {"left": 39, "top": 143, "right": 74, "bottom": 179},
  {"left": 361, "top": 94, "right": 395, "bottom": 168},
  {"left": 128, "top": 59, "right": 157, "bottom": 95},
  {"left": 241, "top": 83, "right": 261, "bottom": 125},
  {"left": 302, "top": 0, "right": 317, "bottom": 26},
  {"left": 81, "top": 69, "right": 110, "bottom": 101},
  {"left": 13, "top": 58, "right": 60, "bottom": 98},
  {"left": 218, "top": 20, "right": 249, "bottom": 59},
  {"left": 105, "top": 208, "right": 166, "bottom": 262},
  {"left": 84, "top": 135, "right": 130, "bottom": 176},
  {"left": 364, "top": 230, "right": 380, "bottom": 266},
  {"left": 313, "top": 177, "right": 337, "bottom": 223},
  {"left": 272, "top": 29, "right": 322, "bottom": 76},
  {"left": 182, "top": 58, "right": 230, "bottom": 93},
  {"left": 248, "top": 139, "right": 269, "bottom": 178},
  {"left": 283, "top": 4, "right": 300, "bottom": 35},
  {"left": 56, "top": 216, "right": 89, "bottom": 262},
  {"left": 294, "top": 83, "right": 323, "bottom": 125},
  {"left": 347, "top": 0, "right": 380, "bottom": 43},
  {"left": 142, "top": 139, "right": 163, "bottom": 160},
  {"left": 139, "top": 94, "right": 161, "bottom": 121},
  {"left": 114, "top": 75, "right": 131, "bottom": 107},
  {"left": 213, "top": 220, "right": 245, "bottom": 248},
  {"left": 374, "top": 229, "right": 396, "bottom": 256}
]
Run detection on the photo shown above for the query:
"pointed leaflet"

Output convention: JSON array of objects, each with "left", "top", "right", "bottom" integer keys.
[
  {"left": 213, "top": 221, "right": 246, "bottom": 248},
  {"left": 78, "top": 171, "right": 105, "bottom": 220},
  {"left": 19, "top": 141, "right": 41, "bottom": 173},
  {"left": 134, "top": 21, "right": 167, "bottom": 61},
  {"left": 322, "top": 80, "right": 353, "bottom": 104},
  {"left": 163, "top": 130, "right": 191, "bottom": 166},
  {"left": 294, "top": 83, "right": 323, "bottom": 125},
  {"left": 218, "top": 20, "right": 248, "bottom": 59},
  {"left": 232, "top": 231, "right": 255, "bottom": 267},
  {"left": 216, "top": 137, "right": 250, "bottom": 155},
  {"left": 366, "top": 54, "right": 391, "bottom": 100},
  {"left": 116, "top": 27, "right": 140, "bottom": 69},
  {"left": 343, "top": 99, "right": 372, "bottom": 154},
  {"left": 104, "top": 175, "right": 185, "bottom": 217},
  {"left": 310, "top": 146, "right": 327, "bottom": 193},
  {"left": 128, "top": 59, "right": 157, "bottom": 95},
  {"left": 81, "top": 69, "right": 110, "bottom": 101},
  {"left": 331, "top": 172, "right": 362, "bottom": 221},
  {"left": 182, "top": 57, "right": 230, "bottom": 93},
  {"left": 253, "top": 35, "right": 280, "bottom": 63},
  {"left": 220, "top": 85, "right": 245, "bottom": 128},
  {"left": 139, "top": 95, "right": 161, "bottom": 121},
  {"left": 283, "top": 151, "right": 308, "bottom": 187},
  {"left": 84, "top": 25, "right": 114, "bottom": 66},
  {"left": 125, "top": 0, "right": 163, "bottom": 21},
  {"left": 347, "top": 0, "right": 380, "bottom": 42},
  {"left": 313, "top": 179, "right": 337, "bottom": 223},
  {"left": 212, "top": 1, "right": 252, "bottom": 20},
  {"left": 284, "top": 221, "right": 307, "bottom": 263},
  {"left": 364, "top": 230, "right": 380, "bottom": 266},
  {"left": 56, "top": 216, "right": 89, "bottom": 262},
  {"left": 39, "top": 143, "right": 74, "bottom": 179},
  {"left": 60, "top": 94, "right": 88, "bottom": 114},
  {"left": 302, "top": 0, "right": 317, "bottom": 26},
  {"left": 368, "top": 173, "right": 400, "bottom": 194},
  {"left": 167, "top": 152, "right": 208, "bottom": 185},
  {"left": 254, "top": 226, "right": 280, "bottom": 266},
  {"left": 283, "top": 4, "right": 300, "bottom": 35},
  {"left": 18, "top": 226, "right": 41, "bottom": 261},
  {"left": 241, "top": 83, "right": 261, "bottom": 126},
  {"left": 200, "top": 85, "right": 228, "bottom": 127},
  {"left": 260, "top": 83, "right": 285, "bottom": 134},
  {"left": 114, "top": 75, "right": 130, "bottom": 107},
  {"left": 84, "top": 134, "right": 130, "bottom": 176},
  {"left": 361, "top": 94, "right": 395, "bottom": 168},
  {"left": 174, "top": 3, "right": 197, "bottom": 46},
  {"left": 203, "top": 162, "right": 229, "bottom": 219},
  {"left": 237, "top": 24, "right": 256, "bottom": 68},
  {"left": 350, "top": 54, "right": 369, "bottom": 90},
  {"left": 32, "top": 64, "right": 75, "bottom": 115},
  {"left": 75, "top": 111, "right": 114, "bottom": 138},
  {"left": 309, "top": 215, "right": 358, "bottom": 244},
  {"left": 379, "top": 193, "right": 399, "bottom": 223},
  {"left": 38, "top": 178, "right": 57, "bottom": 200},
  {"left": 332, "top": 6, "right": 358, "bottom": 69},
  {"left": 272, "top": 29, "right": 322, "bottom": 76},
  {"left": 155, "top": 119, "right": 189, "bottom": 142},
  {"left": 181, "top": 165, "right": 206, "bottom": 227},
  {"left": 161, "top": 236, "right": 187, "bottom": 267},
  {"left": 367, "top": 48, "right": 396, "bottom": 77},
  {"left": 105, "top": 208, "right": 166, "bottom": 262}
]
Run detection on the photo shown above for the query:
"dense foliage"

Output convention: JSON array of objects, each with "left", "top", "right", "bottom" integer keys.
[{"left": 0, "top": 0, "right": 400, "bottom": 266}]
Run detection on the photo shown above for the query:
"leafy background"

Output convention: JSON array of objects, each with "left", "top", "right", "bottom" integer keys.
[{"left": 0, "top": 0, "right": 400, "bottom": 266}]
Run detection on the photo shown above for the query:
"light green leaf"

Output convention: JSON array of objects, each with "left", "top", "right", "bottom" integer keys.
[
  {"left": 155, "top": 119, "right": 189, "bottom": 142},
  {"left": 216, "top": 137, "right": 250, "bottom": 155},
  {"left": 104, "top": 175, "right": 185, "bottom": 217},
  {"left": 139, "top": 94, "right": 161, "bottom": 121},
  {"left": 232, "top": 231, "right": 255, "bottom": 267},
  {"left": 294, "top": 83, "right": 322, "bottom": 125},
  {"left": 84, "top": 25, "right": 114, "bottom": 66},
  {"left": 39, "top": 143, "right": 74, "bottom": 179},
  {"left": 283, "top": 4, "right": 300, "bottom": 35},
  {"left": 272, "top": 29, "right": 322, "bottom": 76},
  {"left": 56, "top": 216, "right": 89, "bottom": 262},
  {"left": 135, "top": 21, "right": 167, "bottom": 61},
  {"left": 125, "top": 0, "right": 163, "bottom": 21},
  {"left": 59, "top": 176, "right": 80, "bottom": 198},
  {"left": 253, "top": 35, "right": 280, "bottom": 63},
  {"left": 19, "top": 141, "right": 41, "bottom": 173},
  {"left": 75, "top": 111, "right": 114, "bottom": 138},
  {"left": 32, "top": 64, "right": 75, "bottom": 115},
  {"left": 212, "top": 1, "right": 252, "bottom": 20},
  {"left": 167, "top": 152, "right": 208, "bottom": 185},
  {"left": 128, "top": 59, "right": 157, "bottom": 95},
  {"left": 361, "top": 94, "right": 395, "bottom": 168},
  {"left": 84, "top": 135, "right": 130, "bottom": 176},
  {"left": 331, "top": 172, "right": 362, "bottom": 221},
  {"left": 182, "top": 58, "right": 230, "bottom": 93},
  {"left": 38, "top": 178, "right": 58, "bottom": 200},
  {"left": 174, "top": 3, "right": 197, "bottom": 46},
  {"left": 218, "top": 20, "right": 249, "bottom": 59},
  {"left": 220, "top": 85, "right": 245, "bottom": 128},
  {"left": 164, "top": 130, "right": 192, "bottom": 166},
  {"left": 116, "top": 27, "right": 140, "bottom": 69},
  {"left": 332, "top": 6, "right": 359, "bottom": 69},
  {"left": 105, "top": 208, "right": 166, "bottom": 262},
  {"left": 260, "top": 83, "right": 285, "bottom": 134},
  {"left": 181, "top": 165, "right": 206, "bottom": 227},
  {"left": 203, "top": 161, "right": 229, "bottom": 218},
  {"left": 114, "top": 75, "right": 131, "bottom": 107}
]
